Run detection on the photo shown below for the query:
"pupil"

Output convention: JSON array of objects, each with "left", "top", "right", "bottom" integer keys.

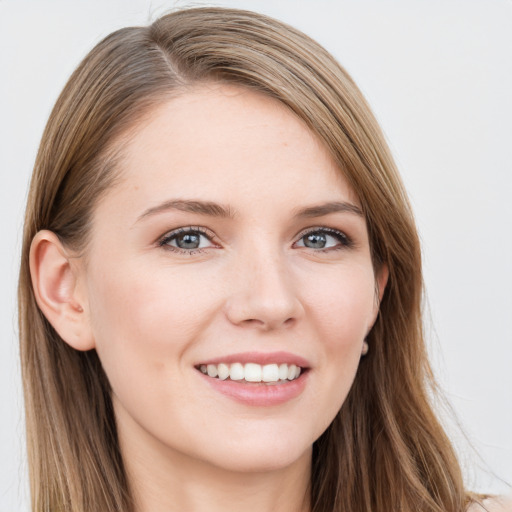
[
  {"left": 177, "top": 233, "right": 200, "bottom": 249},
  {"left": 304, "top": 233, "right": 326, "bottom": 248}
]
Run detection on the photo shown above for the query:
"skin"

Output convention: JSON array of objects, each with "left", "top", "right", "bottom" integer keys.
[{"left": 31, "top": 84, "right": 387, "bottom": 512}]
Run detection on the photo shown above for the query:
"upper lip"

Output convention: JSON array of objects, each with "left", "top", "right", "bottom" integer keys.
[{"left": 196, "top": 351, "right": 311, "bottom": 368}]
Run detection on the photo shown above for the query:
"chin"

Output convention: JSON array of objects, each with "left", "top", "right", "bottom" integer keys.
[
  {"left": 209, "top": 444, "right": 312, "bottom": 474},
  {"left": 193, "top": 427, "right": 315, "bottom": 474}
]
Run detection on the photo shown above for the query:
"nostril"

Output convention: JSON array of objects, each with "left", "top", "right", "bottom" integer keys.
[
  {"left": 241, "top": 316, "right": 295, "bottom": 330},
  {"left": 242, "top": 318, "right": 264, "bottom": 325}
]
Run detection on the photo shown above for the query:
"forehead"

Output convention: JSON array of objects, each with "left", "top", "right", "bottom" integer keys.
[{"left": 96, "top": 84, "right": 359, "bottom": 219}]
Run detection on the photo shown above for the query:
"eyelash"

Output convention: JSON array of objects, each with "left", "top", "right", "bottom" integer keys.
[
  {"left": 294, "top": 227, "right": 353, "bottom": 252},
  {"left": 158, "top": 226, "right": 217, "bottom": 255},
  {"left": 158, "top": 226, "right": 353, "bottom": 255}
]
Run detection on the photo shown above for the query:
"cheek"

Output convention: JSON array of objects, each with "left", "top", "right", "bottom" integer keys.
[
  {"left": 299, "top": 265, "right": 376, "bottom": 424},
  {"left": 89, "top": 259, "right": 219, "bottom": 344},
  {"left": 301, "top": 264, "right": 377, "bottom": 347},
  {"left": 86, "top": 260, "right": 222, "bottom": 398},
  {"left": 84, "top": 261, "right": 226, "bottom": 446}
]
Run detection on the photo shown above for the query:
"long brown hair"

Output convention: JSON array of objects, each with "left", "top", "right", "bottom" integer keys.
[{"left": 19, "top": 7, "right": 475, "bottom": 511}]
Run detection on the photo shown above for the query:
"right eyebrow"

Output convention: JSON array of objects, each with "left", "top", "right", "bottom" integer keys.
[{"left": 135, "top": 199, "right": 237, "bottom": 224}]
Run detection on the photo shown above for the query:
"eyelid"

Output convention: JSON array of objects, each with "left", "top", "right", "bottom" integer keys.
[
  {"left": 156, "top": 225, "right": 353, "bottom": 253},
  {"left": 157, "top": 226, "right": 219, "bottom": 249},
  {"left": 293, "top": 226, "right": 353, "bottom": 249}
]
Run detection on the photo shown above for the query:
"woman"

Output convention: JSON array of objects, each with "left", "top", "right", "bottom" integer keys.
[{"left": 17, "top": 7, "right": 506, "bottom": 512}]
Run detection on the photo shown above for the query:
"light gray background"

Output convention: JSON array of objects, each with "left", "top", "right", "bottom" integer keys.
[{"left": 1, "top": 1, "right": 511, "bottom": 510}]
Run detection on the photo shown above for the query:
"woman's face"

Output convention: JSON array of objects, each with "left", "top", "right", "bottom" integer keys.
[{"left": 79, "top": 85, "right": 386, "bottom": 473}]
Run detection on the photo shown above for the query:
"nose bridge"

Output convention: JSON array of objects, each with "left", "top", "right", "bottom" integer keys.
[{"left": 224, "top": 237, "right": 303, "bottom": 329}]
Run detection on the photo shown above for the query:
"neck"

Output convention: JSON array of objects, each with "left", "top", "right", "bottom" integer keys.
[
  {"left": 125, "top": 443, "right": 311, "bottom": 512},
  {"left": 130, "top": 453, "right": 311, "bottom": 512},
  {"left": 117, "top": 413, "right": 311, "bottom": 512}
]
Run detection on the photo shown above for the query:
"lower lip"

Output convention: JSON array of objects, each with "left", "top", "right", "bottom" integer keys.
[{"left": 198, "top": 371, "right": 309, "bottom": 406}]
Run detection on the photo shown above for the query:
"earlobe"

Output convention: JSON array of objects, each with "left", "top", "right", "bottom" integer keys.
[{"left": 29, "top": 230, "right": 95, "bottom": 351}]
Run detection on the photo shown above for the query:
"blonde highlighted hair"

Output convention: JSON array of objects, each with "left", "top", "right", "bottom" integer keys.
[{"left": 19, "top": 7, "right": 475, "bottom": 511}]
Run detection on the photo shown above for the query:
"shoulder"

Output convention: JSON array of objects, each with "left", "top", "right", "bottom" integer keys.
[{"left": 467, "top": 497, "right": 512, "bottom": 512}]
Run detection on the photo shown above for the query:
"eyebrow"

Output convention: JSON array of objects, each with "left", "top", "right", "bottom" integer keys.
[
  {"left": 136, "top": 199, "right": 236, "bottom": 223},
  {"left": 135, "top": 198, "right": 363, "bottom": 224},
  {"left": 294, "top": 201, "right": 363, "bottom": 218}
]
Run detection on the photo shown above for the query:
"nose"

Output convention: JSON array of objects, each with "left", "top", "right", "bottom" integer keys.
[{"left": 224, "top": 247, "right": 304, "bottom": 331}]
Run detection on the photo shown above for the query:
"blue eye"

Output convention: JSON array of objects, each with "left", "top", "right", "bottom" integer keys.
[
  {"left": 295, "top": 228, "right": 351, "bottom": 250},
  {"left": 159, "top": 227, "right": 214, "bottom": 252}
]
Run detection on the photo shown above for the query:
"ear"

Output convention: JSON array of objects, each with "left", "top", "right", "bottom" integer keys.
[
  {"left": 370, "top": 262, "right": 389, "bottom": 327},
  {"left": 375, "top": 263, "right": 389, "bottom": 304},
  {"left": 29, "top": 230, "right": 95, "bottom": 351}
]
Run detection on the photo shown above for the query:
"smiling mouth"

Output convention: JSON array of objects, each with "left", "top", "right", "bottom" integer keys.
[{"left": 196, "top": 362, "right": 304, "bottom": 384}]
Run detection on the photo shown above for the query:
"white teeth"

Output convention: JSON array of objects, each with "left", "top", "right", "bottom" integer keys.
[
  {"left": 217, "top": 363, "right": 229, "bottom": 380},
  {"left": 262, "top": 364, "right": 279, "bottom": 382},
  {"left": 229, "top": 362, "right": 244, "bottom": 381},
  {"left": 207, "top": 364, "right": 218, "bottom": 378},
  {"left": 244, "top": 363, "right": 262, "bottom": 382},
  {"left": 198, "top": 362, "right": 304, "bottom": 383}
]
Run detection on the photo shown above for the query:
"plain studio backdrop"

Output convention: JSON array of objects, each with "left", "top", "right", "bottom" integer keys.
[{"left": 1, "top": 0, "right": 511, "bottom": 510}]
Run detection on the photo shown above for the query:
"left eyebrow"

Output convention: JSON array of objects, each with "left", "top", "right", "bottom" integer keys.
[{"left": 294, "top": 201, "right": 363, "bottom": 218}]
